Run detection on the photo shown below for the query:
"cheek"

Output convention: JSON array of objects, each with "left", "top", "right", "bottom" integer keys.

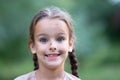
[
  {"left": 58, "top": 42, "right": 69, "bottom": 53},
  {"left": 35, "top": 43, "right": 48, "bottom": 53}
]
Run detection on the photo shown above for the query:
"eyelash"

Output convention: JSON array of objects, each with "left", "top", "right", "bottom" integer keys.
[
  {"left": 39, "top": 38, "right": 48, "bottom": 43},
  {"left": 56, "top": 37, "right": 65, "bottom": 42},
  {"left": 39, "top": 37, "right": 65, "bottom": 43}
]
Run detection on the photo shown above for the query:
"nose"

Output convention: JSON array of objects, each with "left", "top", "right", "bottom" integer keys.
[{"left": 49, "top": 40, "right": 57, "bottom": 51}]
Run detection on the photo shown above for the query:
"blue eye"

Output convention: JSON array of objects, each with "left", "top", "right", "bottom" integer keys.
[
  {"left": 40, "top": 38, "right": 48, "bottom": 43},
  {"left": 57, "top": 37, "right": 65, "bottom": 42}
]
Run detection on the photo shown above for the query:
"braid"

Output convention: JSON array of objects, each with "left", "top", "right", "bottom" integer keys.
[
  {"left": 33, "top": 54, "right": 39, "bottom": 70},
  {"left": 68, "top": 49, "right": 79, "bottom": 78}
]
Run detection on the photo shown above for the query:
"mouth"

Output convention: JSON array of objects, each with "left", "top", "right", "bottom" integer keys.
[
  {"left": 44, "top": 52, "right": 63, "bottom": 61},
  {"left": 45, "top": 53, "right": 62, "bottom": 57}
]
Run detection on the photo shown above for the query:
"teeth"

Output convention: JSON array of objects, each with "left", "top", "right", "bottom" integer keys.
[
  {"left": 45, "top": 53, "right": 62, "bottom": 57},
  {"left": 48, "top": 54, "right": 60, "bottom": 57},
  {"left": 49, "top": 54, "right": 54, "bottom": 56}
]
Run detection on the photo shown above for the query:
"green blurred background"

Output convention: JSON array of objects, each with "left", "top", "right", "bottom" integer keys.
[{"left": 0, "top": 0, "right": 120, "bottom": 80}]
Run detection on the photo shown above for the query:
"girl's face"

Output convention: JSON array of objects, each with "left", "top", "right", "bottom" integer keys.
[{"left": 30, "top": 18, "right": 73, "bottom": 69}]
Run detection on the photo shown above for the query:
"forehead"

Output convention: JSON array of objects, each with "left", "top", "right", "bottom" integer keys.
[{"left": 34, "top": 18, "right": 69, "bottom": 35}]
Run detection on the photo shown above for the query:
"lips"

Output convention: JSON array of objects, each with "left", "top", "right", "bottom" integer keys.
[
  {"left": 45, "top": 53, "right": 61, "bottom": 57},
  {"left": 44, "top": 52, "right": 62, "bottom": 60}
]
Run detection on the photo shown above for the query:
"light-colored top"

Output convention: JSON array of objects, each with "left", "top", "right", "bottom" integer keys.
[{"left": 14, "top": 71, "right": 81, "bottom": 80}]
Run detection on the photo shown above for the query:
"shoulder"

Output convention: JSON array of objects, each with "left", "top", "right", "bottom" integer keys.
[
  {"left": 65, "top": 72, "right": 81, "bottom": 80},
  {"left": 14, "top": 71, "right": 36, "bottom": 80}
]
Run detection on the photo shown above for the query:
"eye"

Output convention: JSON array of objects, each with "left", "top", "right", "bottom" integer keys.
[
  {"left": 39, "top": 38, "right": 48, "bottom": 43},
  {"left": 57, "top": 37, "right": 65, "bottom": 42}
]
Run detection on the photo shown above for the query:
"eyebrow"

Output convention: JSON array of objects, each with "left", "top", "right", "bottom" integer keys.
[
  {"left": 36, "top": 33, "right": 49, "bottom": 37},
  {"left": 57, "top": 33, "right": 66, "bottom": 36},
  {"left": 36, "top": 32, "right": 66, "bottom": 37}
]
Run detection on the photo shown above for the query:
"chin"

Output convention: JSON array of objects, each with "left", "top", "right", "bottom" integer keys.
[{"left": 45, "top": 61, "right": 64, "bottom": 69}]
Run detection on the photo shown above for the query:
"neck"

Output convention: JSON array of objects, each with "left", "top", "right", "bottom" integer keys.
[{"left": 36, "top": 65, "right": 65, "bottom": 80}]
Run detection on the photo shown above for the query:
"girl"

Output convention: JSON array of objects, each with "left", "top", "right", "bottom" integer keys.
[{"left": 15, "top": 6, "right": 81, "bottom": 80}]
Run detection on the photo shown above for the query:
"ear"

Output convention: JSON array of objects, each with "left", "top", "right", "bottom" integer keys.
[
  {"left": 29, "top": 40, "right": 36, "bottom": 54},
  {"left": 68, "top": 39, "right": 74, "bottom": 52}
]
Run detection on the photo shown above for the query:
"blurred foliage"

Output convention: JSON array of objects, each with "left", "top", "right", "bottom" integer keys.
[{"left": 0, "top": 0, "right": 120, "bottom": 80}]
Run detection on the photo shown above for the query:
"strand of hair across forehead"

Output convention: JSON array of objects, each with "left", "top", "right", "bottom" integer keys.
[
  {"left": 33, "top": 54, "right": 39, "bottom": 70},
  {"left": 68, "top": 49, "right": 79, "bottom": 78}
]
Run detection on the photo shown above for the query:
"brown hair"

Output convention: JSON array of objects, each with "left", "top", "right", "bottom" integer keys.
[{"left": 29, "top": 6, "right": 79, "bottom": 77}]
